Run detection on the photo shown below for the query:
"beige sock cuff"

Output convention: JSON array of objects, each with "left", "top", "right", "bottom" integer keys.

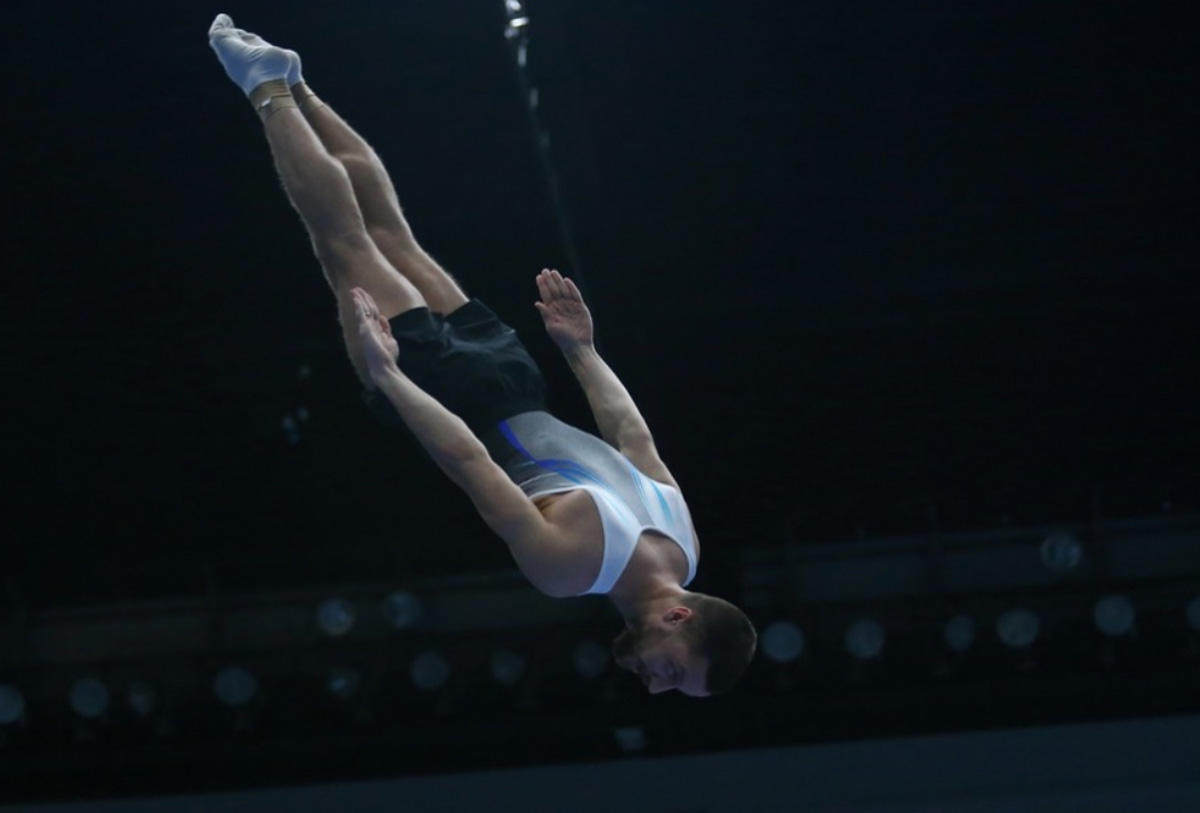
[
  {"left": 290, "top": 81, "right": 326, "bottom": 113},
  {"left": 249, "top": 79, "right": 297, "bottom": 121}
]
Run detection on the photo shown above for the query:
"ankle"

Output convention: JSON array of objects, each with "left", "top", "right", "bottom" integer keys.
[
  {"left": 291, "top": 81, "right": 326, "bottom": 114},
  {"left": 250, "top": 79, "right": 297, "bottom": 121}
]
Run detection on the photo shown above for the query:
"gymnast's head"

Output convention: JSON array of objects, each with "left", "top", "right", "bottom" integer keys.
[{"left": 611, "top": 592, "right": 757, "bottom": 697}]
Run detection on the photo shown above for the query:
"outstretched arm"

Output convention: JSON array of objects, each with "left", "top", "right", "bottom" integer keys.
[
  {"left": 535, "top": 269, "right": 654, "bottom": 449},
  {"left": 534, "top": 268, "right": 677, "bottom": 473},
  {"left": 562, "top": 345, "right": 653, "bottom": 448},
  {"left": 353, "top": 289, "right": 555, "bottom": 556},
  {"left": 354, "top": 287, "right": 480, "bottom": 462}
]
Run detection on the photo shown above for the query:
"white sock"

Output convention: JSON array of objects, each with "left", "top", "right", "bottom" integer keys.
[
  {"left": 208, "top": 13, "right": 299, "bottom": 96},
  {"left": 287, "top": 50, "right": 305, "bottom": 89}
]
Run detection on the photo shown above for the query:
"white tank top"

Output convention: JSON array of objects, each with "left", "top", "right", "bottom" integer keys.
[{"left": 483, "top": 411, "right": 699, "bottom": 595}]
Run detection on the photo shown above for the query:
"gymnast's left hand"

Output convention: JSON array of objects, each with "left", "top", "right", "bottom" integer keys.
[{"left": 352, "top": 287, "right": 400, "bottom": 381}]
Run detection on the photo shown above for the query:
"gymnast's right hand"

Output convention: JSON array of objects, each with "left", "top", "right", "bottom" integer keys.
[
  {"left": 534, "top": 268, "right": 594, "bottom": 352},
  {"left": 351, "top": 287, "right": 400, "bottom": 381}
]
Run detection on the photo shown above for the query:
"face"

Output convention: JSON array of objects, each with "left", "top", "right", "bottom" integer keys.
[{"left": 611, "top": 611, "right": 710, "bottom": 697}]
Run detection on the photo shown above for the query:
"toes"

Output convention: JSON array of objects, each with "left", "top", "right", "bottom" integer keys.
[
  {"left": 236, "top": 29, "right": 267, "bottom": 45},
  {"left": 209, "top": 14, "right": 268, "bottom": 47},
  {"left": 208, "top": 13, "right": 234, "bottom": 38}
]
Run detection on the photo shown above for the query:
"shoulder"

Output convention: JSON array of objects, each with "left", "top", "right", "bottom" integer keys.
[{"left": 518, "top": 491, "right": 605, "bottom": 598}]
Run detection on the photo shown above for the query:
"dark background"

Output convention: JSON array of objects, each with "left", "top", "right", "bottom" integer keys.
[
  {"left": 3, "top": 0, "right": 1198, "bottom": 799},
  {"left": 9, "top": 0, "right": 1196, "bottom": 604}
]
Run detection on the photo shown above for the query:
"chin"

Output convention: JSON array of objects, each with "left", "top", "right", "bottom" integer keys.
[
  {"left": 612, "top": 627, "right": 645, "bottom": 664},
  {"left": 610, "top": 629, "right": 631, "bottom": 659}
]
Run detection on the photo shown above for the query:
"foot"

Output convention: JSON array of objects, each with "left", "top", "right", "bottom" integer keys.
[{"left": 208, "top": 13, "right": 303, "bottom": 96}]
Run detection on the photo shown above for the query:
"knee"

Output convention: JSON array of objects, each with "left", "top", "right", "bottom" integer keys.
[
  {"left": 367, "top": 222, "right": 418, "bottom": 255},
  {"left": 331, "top": 150, "right": 381, "bottom": 174},
  {"left": 314, "top": 230, "right": 376, "bottom": 277}
]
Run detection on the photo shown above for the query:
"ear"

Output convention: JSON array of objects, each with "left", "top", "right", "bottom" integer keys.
[{"left": 664, "top": 606, "right": 693, "bottom": 624}]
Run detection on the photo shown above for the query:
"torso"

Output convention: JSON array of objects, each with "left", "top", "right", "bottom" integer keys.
[{"left": 532, "top": 489, "right": 694, "bottom": 596}]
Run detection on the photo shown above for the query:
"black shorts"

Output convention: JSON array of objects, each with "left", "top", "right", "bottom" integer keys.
[{"left": 363, "top": 298, "right": 548, "bottom": 437}]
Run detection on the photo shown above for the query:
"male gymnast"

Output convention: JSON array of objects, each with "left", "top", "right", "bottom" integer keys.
[{"left": 208, "top": 14, "right": 756, "bottom": 696}]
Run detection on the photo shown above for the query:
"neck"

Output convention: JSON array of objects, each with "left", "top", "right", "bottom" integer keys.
[{"left": 607, "top": 577, "right": 690, "bottom": 624}]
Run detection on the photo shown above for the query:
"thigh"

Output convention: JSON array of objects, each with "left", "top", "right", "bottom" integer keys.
[
  {"left": 367, "top": 226, "right": 469, "bottom": 315},
  {"left": 323, "top": 244, "right": 427, "bottom": 386},
  {"left": 316, "top": 231, "right": 427, "bottom": 319}
]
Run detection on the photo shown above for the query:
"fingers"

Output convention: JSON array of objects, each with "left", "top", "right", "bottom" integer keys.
[
  {"left": 536, "top": 268, "right": 577, "bottom": 300},
  {"left": 548, "top": 268, "right": 567, "bottom": 298},
  {"left": 350, "top": 288, "right": 369, "bottom": 321},
  {"left": 350, "top": 287, "right": 386, "bottom": 333},
  {"left": 536, "top": 269, "right": 558, "bottom": 300},
  {"left": 351, "top": 287, "right": 375, "bottom": 317}
]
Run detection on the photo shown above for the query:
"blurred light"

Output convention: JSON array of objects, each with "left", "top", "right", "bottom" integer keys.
[
  {"left": 996, "top": 608, "right": 1040, "bottom": 649},
  {"left": 69, "top": 677, "right": 110, "bottom": 719},
  {"left": 1040, "top": 531, "right": 1083, "bottom": 573},
  {"left": 282, "top": 414, "right": 300, "bottom": 445},
  {"left": 297, "top": 363, "right": 311, "bottom": 380},
  {"left": 612, "top": 725, "right": 647, "bottom": 753},
  {"left": 381, "top": 590, "right": 423, "bottom": 629},
  {"left": 844, "top": 618, "right": 885, "bottom": 660},
  {"left": 126, "top": 681, "right": 157, "bottom": 717},
  {"left": 1094, "top": 594, "right": 1136, "bottom": 637},
  {"left": 505, "top": 0, "right": 524, "bottom": 14},
  {"left": 411, "top": 652, "right": 450, "bottom": 691},
  {"left": 517, "top": 42, "right": 527, "bottom": 67},
  {"left": 761, "top": 621, "right": 805, "bottom": 663},
  {"left": 327, "top": 667, "right": 361, "bottom": 701},
  {"left": 572, "top": 640, "right": 609, "bottom": 679},
  {"left": 509, "top": 16, "right": 530, "bottom": 28},
  {"left": 490, "top": 650, "right": 526, "bottom": 687},
  {"left": 213, "top": 666, "right": 257, "bottom": 707},
  {"left": 0, "top": 684, "right": 24, "bottom": 725},
  {"left": 944, "top": 614, "right": 976, "bottom": 654},
  {"left": 296, "top": 405, "right": 310, "bottom": 422},
  {"left": 529, "top": 88, "right": 539, "bottom": 110},
  {"left": 1188, "top": 596, "right": 1200, "bottom": 632},
  {"left": 316, "top": 597, "right": 357, "bottom": 638}
]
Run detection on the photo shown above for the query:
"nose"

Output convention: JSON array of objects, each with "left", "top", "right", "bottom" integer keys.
[{"left": 646, "top": 677, "right": 670, "bottom": 694}]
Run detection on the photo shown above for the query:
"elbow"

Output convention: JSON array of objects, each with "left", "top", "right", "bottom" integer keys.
[
  {"left": 616, "top": 426, "right": 653, "bottom": 452},
  {"left": 456, "top": 435, "right": 492, "bottom": 465},
  {"left": 438, "top": 421, "right": 491, "bottom": 465},
  {"left": 433, "top": 439, "right": 491, "bottom": 486}
]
